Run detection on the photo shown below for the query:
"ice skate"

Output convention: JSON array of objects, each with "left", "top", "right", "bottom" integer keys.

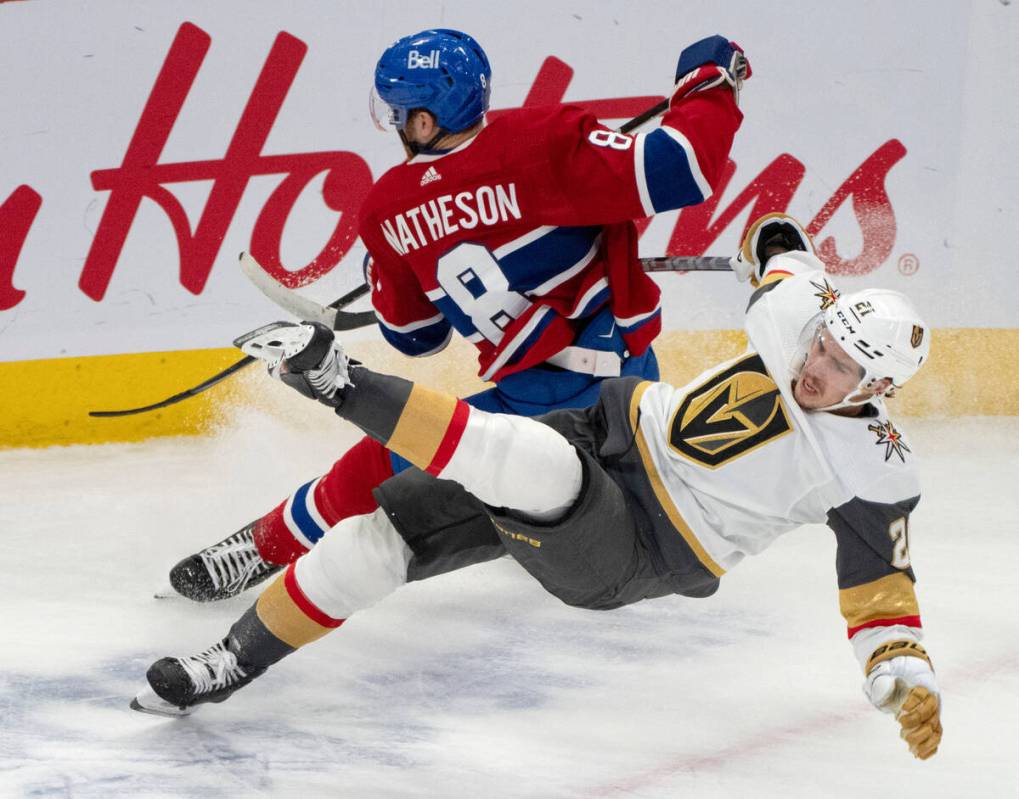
[
  {"left": 131, "top": 638, "right": 266, "bottom": 717},
  {"left": 168, "top": 522, "right": 283, "bottom": 602}
]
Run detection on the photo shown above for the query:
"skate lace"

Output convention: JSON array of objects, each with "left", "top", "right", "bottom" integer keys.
[
  {"left": 200, "top": 531, "right": 267, "bottom": 593},
  {"left": 307, "top": 345, "right": 350, "bottom": 400},
  {"left": 179, "top": 641, "right": 247, "bottom": 695}
]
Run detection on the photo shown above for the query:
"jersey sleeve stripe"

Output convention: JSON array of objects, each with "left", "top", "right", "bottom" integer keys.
[
  {"left": 659, "top": 125, "right": 712, "bottom": 198},
  {"left": 633, "top": 132, "right": 656, "bottom": 217},
  {"left": 639, "top": 126, "right": 712, "bottom": 213},
  {"left": 847, "top": 615, "right": 923, "bottom": 639},
  {"left": 839, "top": 572, "right": 921, "bottom": 631}
]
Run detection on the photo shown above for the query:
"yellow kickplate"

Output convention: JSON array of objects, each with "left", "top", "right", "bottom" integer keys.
[{"left": 0, "top": 348, "right": 247, "bottom": 449}]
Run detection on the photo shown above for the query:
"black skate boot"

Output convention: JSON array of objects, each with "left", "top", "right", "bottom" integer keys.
[
  {"left": 131, "top": 637, "right": 266, "bottom": 717},
  {"left": 169, "top": 522, "right": 283, "bottom": 602}
]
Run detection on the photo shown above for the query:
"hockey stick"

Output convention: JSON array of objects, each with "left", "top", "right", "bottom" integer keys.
[
  {"left": 639, "top": 255, "right": 731, "bottom": 272},
  {"left": 88, "top": 256, "right": 374, "bottom": 418},
  {"left": 87, "top": 356, "right": 256, "bottom": 418},
  {"left": 238, "top": 252, "right": 376, "bottom": 331}
]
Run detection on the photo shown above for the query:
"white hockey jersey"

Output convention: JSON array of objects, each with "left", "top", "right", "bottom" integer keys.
[{"left": 622, "top": 252, "right": 924, "bottom": 667}]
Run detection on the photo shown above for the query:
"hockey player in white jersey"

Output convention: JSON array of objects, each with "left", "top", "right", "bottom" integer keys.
[{"left": 133, "top": 214, "right": 941, "bottom": 761}]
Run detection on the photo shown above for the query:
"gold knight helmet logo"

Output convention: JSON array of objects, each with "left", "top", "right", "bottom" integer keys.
[
  {"left": 670, "top": 354, "right": 794, "bottom": 469},
  {"left": 911, "top": 325, "right": 924, "bottom": 348}
]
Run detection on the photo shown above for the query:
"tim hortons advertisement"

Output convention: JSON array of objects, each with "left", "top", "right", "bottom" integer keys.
[{"left": 2, "top": 2, "right": 1017, "bottom": 363}]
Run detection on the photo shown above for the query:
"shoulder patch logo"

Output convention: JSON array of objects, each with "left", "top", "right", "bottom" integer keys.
[
  {"left": 809, "top": 278, "right": 841, "bottom": 310},
  {"left": 868, "top": 419, "right": 911, "bottom": 463}
]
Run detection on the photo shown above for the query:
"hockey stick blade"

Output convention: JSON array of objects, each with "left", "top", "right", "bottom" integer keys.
[
  {"left": 88, "top": 355, "right": 256, "bottom": 417},
  {"left": 239, "top": 252, "right": 377, "bottom": 331}
]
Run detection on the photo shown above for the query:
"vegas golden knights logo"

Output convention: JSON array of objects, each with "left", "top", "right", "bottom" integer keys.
[
  {"left": 669, "top": 354, "right": 793, "bottom": 469},
  {"left": 911, "top": 325, "right": 924, "bottom": 348}
]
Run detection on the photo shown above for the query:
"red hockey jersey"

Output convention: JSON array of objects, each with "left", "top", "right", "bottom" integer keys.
[{"left": 358, "top": 84, "right": 742, "bottom": 382}]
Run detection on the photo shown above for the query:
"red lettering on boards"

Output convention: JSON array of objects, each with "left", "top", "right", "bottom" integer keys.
[
  {"left": 80, "top": 22, "right": 371, "bottom": 301},
  {"left": 2, "top": 31, "right": 907, "bottom": 311}
]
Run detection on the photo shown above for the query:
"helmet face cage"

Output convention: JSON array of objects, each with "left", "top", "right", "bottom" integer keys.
[{"left": 372, "top": 28, "right": 492, "bottom": 135}]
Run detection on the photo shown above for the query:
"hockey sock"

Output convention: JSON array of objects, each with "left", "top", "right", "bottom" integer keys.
[
  {"left": 334, "top": 368, "right": 582, "bottom": 515},
  {"left": 252, "top": 436, "right": 396, "bottom": 565},
  {"left": 234, "top": 563, "right": 346, "bottom": 663}
]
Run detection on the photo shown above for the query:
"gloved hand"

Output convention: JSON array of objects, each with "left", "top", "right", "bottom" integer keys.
[
  {"left": 674, "top": 36, "right": 751, "bottom": 103},
  {"left": 730, "top": 212, "right": 814, "bottom": 284},
  {"left": 864, "top": 640, "right": 943, "bottom": 760},
  {"left": 235, "top": 321, "right": 352, "bottom": 407}
]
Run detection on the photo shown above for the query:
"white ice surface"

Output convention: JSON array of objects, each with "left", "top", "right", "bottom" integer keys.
[{"left": 1, "top": 411, "right": 1017, "bottom": 798}]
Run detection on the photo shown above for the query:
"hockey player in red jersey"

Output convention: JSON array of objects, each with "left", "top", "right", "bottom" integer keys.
[
  {"left": 168, "top": 29, "right": 750, "bottom": 601},
  {"left": 135, "top": 213, "right": 941, "bottom": 761}
]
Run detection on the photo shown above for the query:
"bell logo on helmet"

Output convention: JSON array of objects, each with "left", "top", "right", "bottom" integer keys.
[
  {"left": 911, "top": 326, "right": 924, "bottom": 348},
  {"left": 407, "top": 49, "right": 440, "bottom": 69}
]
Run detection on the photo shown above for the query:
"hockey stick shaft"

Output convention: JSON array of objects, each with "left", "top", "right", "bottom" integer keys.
[
  {"left": 88, "top": 355, "right": 256, "bottom": 417},
  {"left": 639, "top": 255, "right": 731, "bottom": 273},
  {"left": 618, "top": 98, "right": 669, "bottom": 135}
]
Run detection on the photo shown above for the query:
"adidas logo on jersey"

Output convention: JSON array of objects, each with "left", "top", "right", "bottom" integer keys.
[{"left": 420, "top": 166, "right": 442, "bottom": 186}]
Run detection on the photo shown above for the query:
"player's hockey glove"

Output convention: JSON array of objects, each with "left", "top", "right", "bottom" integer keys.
[
  {"left": 863, "top": 640, "right": 942, "bottom": 760},
  {"left": 235, "top": 321, "right": 352, "bottom": 408},
  {"left": 730, "top": 213, "right": 814, "bottom": 285},
  {"left": 673, "top": 36, "right": 750, "bottom": 104}
]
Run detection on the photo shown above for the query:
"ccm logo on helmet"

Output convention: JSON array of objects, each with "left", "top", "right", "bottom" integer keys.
[{"left": 407, "top": 49, "right": 440, "bottom": 69}]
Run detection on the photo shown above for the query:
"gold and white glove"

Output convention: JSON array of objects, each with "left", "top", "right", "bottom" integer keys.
[
  {"left": 863, "top": 640, "right": 942, "bottom": 760},
  {"left": 730, "top": 212, "right": 815, "bottom": 284}
]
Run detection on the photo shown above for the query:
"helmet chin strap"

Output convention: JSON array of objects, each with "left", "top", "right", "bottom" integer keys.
[
  {"left": 804, "top": 375, "right": 890, "bottom": 414},
  {"left": 399, "top": 127, "right": 450, "bottom": 157}
]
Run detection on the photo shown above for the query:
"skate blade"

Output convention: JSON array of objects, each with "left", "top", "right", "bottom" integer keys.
[{"left": 130, "top": 684, "right": 196, "bottom": 718}]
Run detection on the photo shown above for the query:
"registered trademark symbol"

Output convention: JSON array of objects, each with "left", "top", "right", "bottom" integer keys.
[{"left": 898, "top": 253, "right": 919, "bottom": 276}]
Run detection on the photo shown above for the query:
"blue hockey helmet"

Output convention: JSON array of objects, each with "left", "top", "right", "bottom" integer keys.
[{"left": 370, "top": 29, "right": 491, "bottom": 134}]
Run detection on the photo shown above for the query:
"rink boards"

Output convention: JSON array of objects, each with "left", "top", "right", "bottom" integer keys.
[
  {"left": 3, "top": 2, "right": 1018, "bottom": 447},
  {"left": 4, "top": 328, "right": 1015, "bottom": 448}
]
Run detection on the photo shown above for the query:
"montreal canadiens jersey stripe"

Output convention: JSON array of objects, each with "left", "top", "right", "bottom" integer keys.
[{"left": 639, "top": 127, "right": 708, "bottom": 213}]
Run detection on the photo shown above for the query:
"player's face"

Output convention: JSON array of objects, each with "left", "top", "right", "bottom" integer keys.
[{"left": 793, "top": 326, "right": 865, "bottom": 410}]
